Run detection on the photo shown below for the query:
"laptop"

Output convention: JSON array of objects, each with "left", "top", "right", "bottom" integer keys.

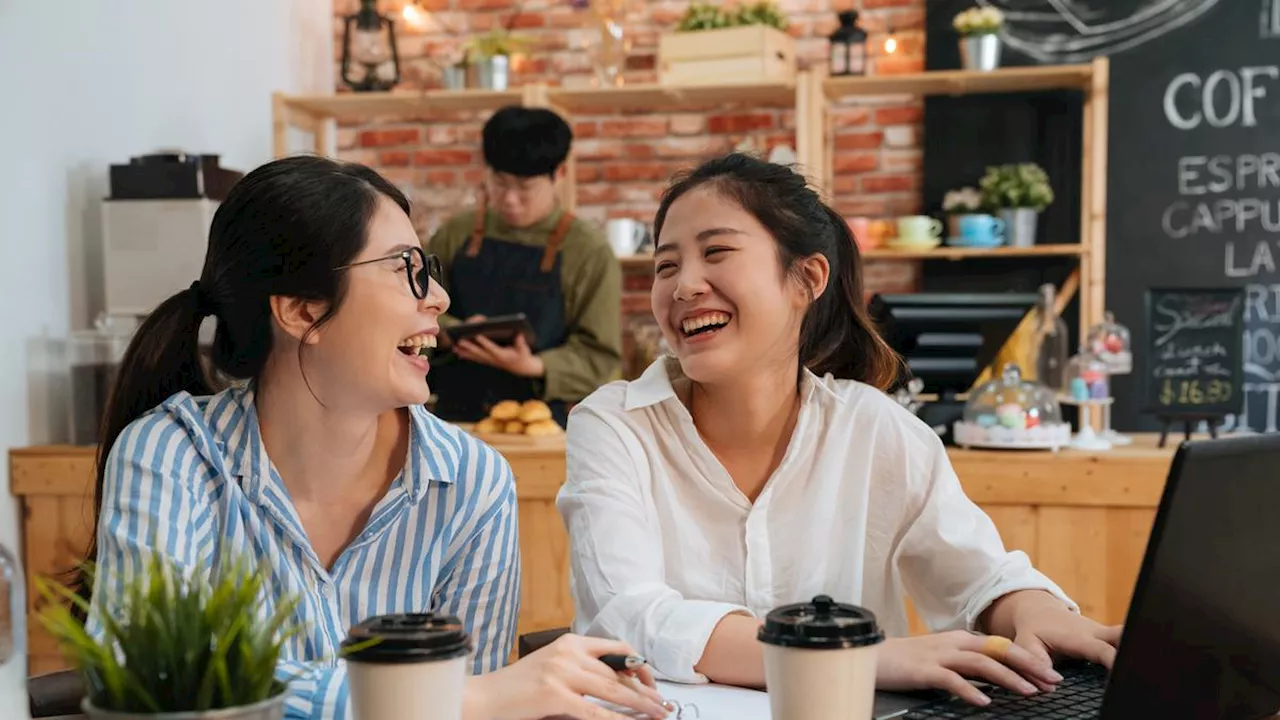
[{"left": 872, "top": 433, "right": 1280, "bottom": 720}]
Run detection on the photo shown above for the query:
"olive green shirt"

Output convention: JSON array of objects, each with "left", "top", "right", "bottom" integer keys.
[{"left": 427, "top": 206, "right": 623, "bottom": 404}]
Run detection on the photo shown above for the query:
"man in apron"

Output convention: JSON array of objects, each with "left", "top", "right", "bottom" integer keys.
[{"left": 427, "top": 106, "right": 622, "bottom": 427}]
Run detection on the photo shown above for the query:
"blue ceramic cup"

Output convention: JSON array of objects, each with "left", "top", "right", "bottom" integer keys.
[{"left": 958, "top": 214, "right": 1006, "bottom": 247}]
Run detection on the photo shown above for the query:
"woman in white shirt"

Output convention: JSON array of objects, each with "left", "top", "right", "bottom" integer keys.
[{"left": 558, "top": 153, "right": 1121, "bottom": 708}]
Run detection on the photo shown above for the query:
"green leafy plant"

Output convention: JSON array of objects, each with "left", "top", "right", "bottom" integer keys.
[
  {"left": 676, "top": 1, "right": 789, "bottom": 32},
  {"left": 953, "top": 5, "right": 1005, "bottom": 36},
  {"left": 37, "top": 551, "right": 299, "bottom": 714},
  {"left": 979, "top": 163, "right": 1055, "bottom": 212},
  {"left": 464, "top": 28, "right": 534, "bottom": 62}
]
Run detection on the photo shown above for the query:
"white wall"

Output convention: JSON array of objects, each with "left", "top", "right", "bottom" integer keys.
[{"left": 0, "top": 1, "right": 333, "bottom": 715}]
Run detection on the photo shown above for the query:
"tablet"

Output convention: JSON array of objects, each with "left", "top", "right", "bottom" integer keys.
[{"left": 445, "top": 313, "right": 537, "bottom": 348}]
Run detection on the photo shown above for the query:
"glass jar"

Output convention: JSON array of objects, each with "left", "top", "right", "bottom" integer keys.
[
  {"left": 1066, "top": 346, "right": 1111, "bottom": 401},
  {"left": 954, "top": 362, "right": 1071, "bottom": 450},
  {"left": 68, "top": 313, "right": 136, "bottom": 446},
  {"left": 1087, "top": 311, "right": 1133, "bottom": 375},
  {"left": 1031, "top": 283, "right": 1070, "bottom": 391}
]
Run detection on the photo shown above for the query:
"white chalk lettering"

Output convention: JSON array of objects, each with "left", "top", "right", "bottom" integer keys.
[{"left": 1163, "top": 67, "right": 1280, "bottom": 129}]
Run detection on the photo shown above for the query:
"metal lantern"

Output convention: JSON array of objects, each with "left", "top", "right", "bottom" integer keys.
[
  {"left": 828, "top": 10, "right": 867, "bottom": 77},
  {"left": 341, "top": 0, "right": 401, "bottom": 92}
]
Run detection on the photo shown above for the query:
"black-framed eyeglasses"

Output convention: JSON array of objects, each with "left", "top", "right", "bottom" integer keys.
[{"left": 335, "top": 247, "right": 442, "bottom": 299}]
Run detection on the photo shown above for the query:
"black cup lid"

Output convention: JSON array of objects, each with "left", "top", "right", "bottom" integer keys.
[
  {"left": 341, "top": 613, "right": 472, "bottom": 664},
  {"left": 758, "top": 595, "right": 884, "bottom": 650}
]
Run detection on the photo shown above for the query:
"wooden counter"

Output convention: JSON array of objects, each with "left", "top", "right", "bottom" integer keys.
[
  {"left": 10, "top": 433, "right": 1181, "bottom": 674},
  {"left": 9, "top": 436, "right": 573, "bottom": 675}
]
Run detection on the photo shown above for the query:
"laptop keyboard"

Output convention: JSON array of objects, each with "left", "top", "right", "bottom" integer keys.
[{"left": 903, "top": 662, "right": 1107, "bottom": 719}]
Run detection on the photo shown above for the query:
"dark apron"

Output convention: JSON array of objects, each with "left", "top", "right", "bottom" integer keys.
[{"left": 430, "top": 200, "right": 573, "bottom": 427}]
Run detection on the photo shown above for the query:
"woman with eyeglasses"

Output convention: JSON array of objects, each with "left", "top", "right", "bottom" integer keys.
[
  {"left": 79, "top": 155, "right": 670, "bottom": 720},
  {"left": 426, "top": 105, "right": 623, "bottom": 427}
]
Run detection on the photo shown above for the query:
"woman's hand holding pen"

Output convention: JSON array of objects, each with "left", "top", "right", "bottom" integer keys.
[{"left": 465, "top": 633, "right": 670, "bottom": 720}]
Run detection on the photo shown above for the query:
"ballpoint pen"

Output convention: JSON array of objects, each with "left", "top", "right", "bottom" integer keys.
[{"left": 600, "top": 653, "right": 648, "bottom": 672}]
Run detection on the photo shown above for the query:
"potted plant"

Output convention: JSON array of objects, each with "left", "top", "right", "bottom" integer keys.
[
  {"left": 463, "top": 28, "right": 532, "bottom": 91},
  {"left": 942, "top": 186, "right": 983, "bottom": 238},
  {"left": 37, "top": 552, "right": 300, "bottom": 719},
  {"left": 953, "top": 5, "right": 1005, "bottom": 72},
  {"left": 661, "top": 1, "right": 794, "bottom": 86},
  {"left": 979, "top": 163, "right": 1055, "bottom": 248},
  {"left": 676, "top": 1, "right": 789, "bottom": 32}
]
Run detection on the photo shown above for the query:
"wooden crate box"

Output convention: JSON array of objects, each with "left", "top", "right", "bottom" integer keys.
[{"left": 658, "top": 25, "right": 796, "bottom": 86}]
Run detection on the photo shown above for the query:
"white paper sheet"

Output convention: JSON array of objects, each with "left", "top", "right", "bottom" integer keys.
[{"left": 582, "top": 681, "right": 771, "bottom": 719}]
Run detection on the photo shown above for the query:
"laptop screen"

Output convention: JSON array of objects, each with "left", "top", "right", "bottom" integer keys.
[{"left": 1103, "top": 435, "right": 1280, "bottom": 719}]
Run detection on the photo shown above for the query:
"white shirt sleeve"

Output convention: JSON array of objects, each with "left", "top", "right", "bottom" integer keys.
[
  {"left": 896, "top": 433, "right": 1078, "bottom": 633},
  {"left": 557, "top": 405, "right": 753, "bottom": 683}
]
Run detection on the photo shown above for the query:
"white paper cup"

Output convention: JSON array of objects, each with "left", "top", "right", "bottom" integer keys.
[
  {"left": 758, "top": 595, "right": 884, "bottom": 720},
  {"left": 342, "top": 613, "right": 473, "bottom": 720}
]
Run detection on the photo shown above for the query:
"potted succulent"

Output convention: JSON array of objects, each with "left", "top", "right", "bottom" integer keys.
[
  {"left": 979, "top": 163, "right": 1055, "bottom": 248},
  {"left": 942, "top": 186, "right": 983, "bottom": 239},
  {"left": 37, "top": 552, "right": 299, "bottom": 720},
  {"left": 953, "top": 5, "right": 1005, "bottom": 72},
  {"left": 463, "top": 28, "right": 532, "bottom": 91}
]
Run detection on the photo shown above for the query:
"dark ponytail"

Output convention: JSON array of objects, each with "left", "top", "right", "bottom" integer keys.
[
  {"left": 74, "top": 155, "right": 411, "bottom": 614},
  {"left": 653, "top": 152, "right": 902, "bottom": 390}
]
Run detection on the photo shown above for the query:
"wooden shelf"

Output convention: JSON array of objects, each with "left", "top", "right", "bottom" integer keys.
[
  {"left": 861, "top": 244, "right": 1085, "bottom": 261},
  {"left": 547, "top": 81, "right": 796, "bottom": 113},
  {"left": 279, "top": 89, "right": 523, "bottom": 120},
  {"left": 824, "top": 64, "right": 1094, "bottom": 100},
  {"left": 616, "top": 244, "right": 1084, "bottom": 268}
]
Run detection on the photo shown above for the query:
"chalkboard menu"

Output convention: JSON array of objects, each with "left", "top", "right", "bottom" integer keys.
[
  {"left": 1108, "top": 1, "right": 1280, "bottom": 432},
  {"left": 1144, "top": 288, "right": 1245, "bottom": 420}
]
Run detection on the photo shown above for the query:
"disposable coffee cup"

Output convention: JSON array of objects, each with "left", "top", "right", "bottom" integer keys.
[
  {"left": 342, "top": 613, "right": 472, "bottom": 720},
  {"left": 758, "top": 594, "right": 885, "bottom": 720}
]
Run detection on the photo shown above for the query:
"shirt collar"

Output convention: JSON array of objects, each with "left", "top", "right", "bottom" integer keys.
[
  {"left": 226, "top": 384, "right": 450, "bottom": 505},
  {"left": 623, "top": 356, "right": 844, "bottom": 412}
]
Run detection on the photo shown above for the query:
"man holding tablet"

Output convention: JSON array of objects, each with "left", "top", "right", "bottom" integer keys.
[{"left": 427, "top": 105, "right": 622, "bottom": 427}]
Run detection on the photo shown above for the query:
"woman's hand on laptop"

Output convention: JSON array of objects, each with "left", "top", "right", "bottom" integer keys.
[
  {"left": 875, "top": 630, "right": 1065, "bottom": 707},
  {"left": 982, "top": 589, "right": 1123, "bottom": 670}
]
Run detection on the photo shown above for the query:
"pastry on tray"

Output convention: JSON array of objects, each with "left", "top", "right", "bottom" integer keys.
[
  {"left": 518, "top": 400, "right": 553, "bottom": 423},
  {"left": 489, "top": 400, "right": 521, "bottom": 421},
  {"left": 524, "top": 419, "right": 564, "bottom": 437}
]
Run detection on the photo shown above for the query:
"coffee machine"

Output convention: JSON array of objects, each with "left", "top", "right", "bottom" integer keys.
[{"left": 67, "top": 153, "right": 243, "bottom": 445}]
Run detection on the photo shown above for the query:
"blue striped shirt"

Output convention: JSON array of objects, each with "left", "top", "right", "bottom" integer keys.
[{"left": 88, "top": 383, "right": 521, "bottom": 720}]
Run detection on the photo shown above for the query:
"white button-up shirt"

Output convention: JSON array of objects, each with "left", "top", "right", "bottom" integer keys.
[{"left": 557, "top": 357, "right": 1074, "bottom": 683}]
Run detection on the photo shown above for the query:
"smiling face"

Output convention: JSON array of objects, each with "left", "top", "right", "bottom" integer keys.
[
  {"left": 651, "top": 185, "right": 827, "bottom": 384},
  {"left": 294, "top": 195, "right": 450, "bottom": 412}
]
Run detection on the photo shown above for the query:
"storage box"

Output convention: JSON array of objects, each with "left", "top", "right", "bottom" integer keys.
[{"left": 658, "top": 25, "right": 796, "bottom": 86}]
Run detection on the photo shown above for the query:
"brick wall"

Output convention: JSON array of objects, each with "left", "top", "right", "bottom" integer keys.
[{"left": 333, "top": 0, "right": 925, "bottom": 373}]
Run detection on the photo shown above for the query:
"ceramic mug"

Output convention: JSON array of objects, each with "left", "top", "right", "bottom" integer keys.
[
  {"left": 958, "top": 213, "right": 1006, "bottom": 247},
  {"left": 897, "top": 215, "right": 943, "bottom": 244}
]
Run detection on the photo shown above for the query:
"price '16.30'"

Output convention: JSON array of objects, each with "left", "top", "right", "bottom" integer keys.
[{"left": 1160, "top": 379, "right": 1232, "bottom": 406}]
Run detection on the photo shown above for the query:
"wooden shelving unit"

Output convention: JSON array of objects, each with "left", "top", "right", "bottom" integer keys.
[
  {"left": 271, "top": 59, "right": 1109, "bottom": 337},
  {"left": 861, "top": 244, "right": 1085, "bottom": 261}
]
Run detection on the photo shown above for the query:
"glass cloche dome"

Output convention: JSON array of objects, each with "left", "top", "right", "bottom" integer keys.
[
  {"left": 954, "top": 363, "right": 1072, "bottom": 450},
  {"left": 1066, "top": 346, "right": 1110, "bottom": 401},
  {"left": 1086, "top": 311, "right": 1132, "bottom": 375}
]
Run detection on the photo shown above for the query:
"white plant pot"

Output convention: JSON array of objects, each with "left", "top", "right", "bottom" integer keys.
[
  {"left": 959, "top": 33, "right": 1001, "bottom": 72},
  {"left": 83, "top": 693, "right": 286, "bottom": 720}
]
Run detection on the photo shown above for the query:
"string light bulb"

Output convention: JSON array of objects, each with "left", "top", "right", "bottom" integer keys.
[
  {"left": 402, "top": 3, "right": 427, "bottom": 30},
  {"left": 883, "top": 27, "right": 899, "bottom": 55}
]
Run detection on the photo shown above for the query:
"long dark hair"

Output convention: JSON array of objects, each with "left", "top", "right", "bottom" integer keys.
[
  {"left": 652, "top": 153, "right": 901, "bottom": 390},
  {"left": 75, "top": 155, "right": 410, "bottom": 612}
]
